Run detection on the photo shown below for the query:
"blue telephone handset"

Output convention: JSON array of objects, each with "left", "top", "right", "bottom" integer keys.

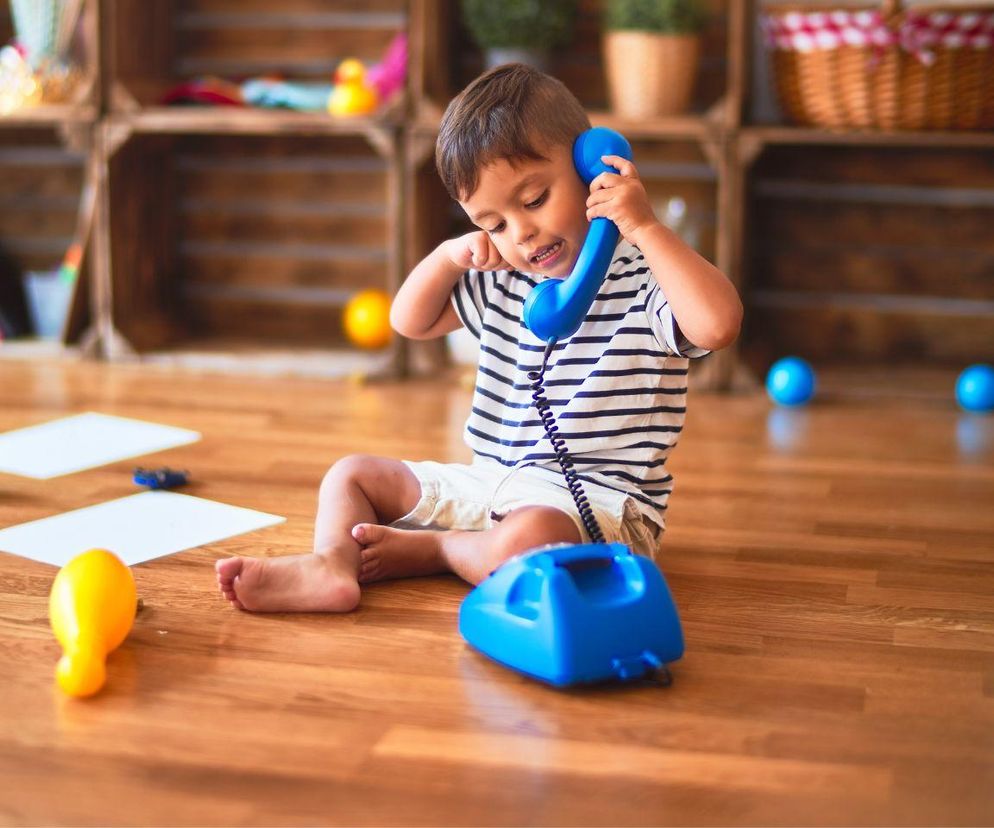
[{"left": 522, "top": 127, "right": 633, "bottom": 343}]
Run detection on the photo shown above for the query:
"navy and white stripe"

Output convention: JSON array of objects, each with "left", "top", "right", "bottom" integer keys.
[{"left": 450, "top": 240, "right": 708, "bottom": 531}]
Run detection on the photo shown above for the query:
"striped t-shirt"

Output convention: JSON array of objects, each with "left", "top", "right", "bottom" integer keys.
[{"left": 450, "top": 239, "right": 708, "bottom": 533}]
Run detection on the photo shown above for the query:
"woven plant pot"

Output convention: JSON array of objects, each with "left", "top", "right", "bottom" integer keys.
[
  {"left": 604, "top": 31, "right": 701, "bottom": 118},
  {"left": 762, "top": 0, "right": 994, "bottom": 129}
]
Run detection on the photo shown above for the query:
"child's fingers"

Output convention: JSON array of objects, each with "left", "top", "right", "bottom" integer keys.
[
  {"left": 589, "top": 171, "right": 623, "bottom": 192},
  {"left": 489, "top": 253, "right": 511, "bottom": 270},
  {"left": 586, "top": 188, "right": 614, "bottom": 208},
  {"left": 586, "top": 202, "right": 606, "bottom": 222},
  {"left": 469, "top": 236, "right": 488, "bottom": 267},
  {"left": 601, "top": 155, "right": 639, "bottom": 178},
  {"left": 484, "top": 241, "right": 503, "bottom": 269},
  {"left": 477, "top": 239, "right": 507, "bottom": 270}
]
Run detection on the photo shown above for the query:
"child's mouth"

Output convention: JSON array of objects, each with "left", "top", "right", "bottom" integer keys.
[{"left": 530, "top": 241, "right": 564, "bottom": 269}]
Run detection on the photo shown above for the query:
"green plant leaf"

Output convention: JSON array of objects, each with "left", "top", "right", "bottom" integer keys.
[
  {"left": 604, "top": 0, "right": 708, "bottom": 34},
  {"left": 460, "top": 0, "right": 579, "bottom": 50}
]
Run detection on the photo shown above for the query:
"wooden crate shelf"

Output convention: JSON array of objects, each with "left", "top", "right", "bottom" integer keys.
[
  {"left": 81, "top": 0, "right": 407, "bottom": 375},
  {"left": 406, "top": 0, "right": 743, "bottom": 386},
  {"left": 104, "top": 0, "right": 407, "bottom": 115},
  {"left": 0, "top": 0, "right": 100, "bottom": 354},
  {"left": 0, "top": 126, "right": 96, "bottom": 353},
  {"left": 409, "top": 0, "right": 733, "bottom": 123},
  {"left": 738, "top": 142, "right": 994, "bottom": 371},
  {"left": 98, "top": 128, "right": 404, "bottom": 375}
]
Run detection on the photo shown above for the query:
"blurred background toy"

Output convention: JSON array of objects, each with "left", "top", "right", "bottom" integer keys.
[
  {"left": 240, "top": 77, "right": 329, "bottom": 111},
  {"left": 366, "top": 33, "right": 407, "bottom": 101},
  {"left": 0, "top": 43, "right": 40, "bottom": 114},
  {"left": 766, "top": 356, "right": 816, "bottom": 406},
  {"left": 133, "top": 467, "right": 189, "bottom": 490},
  {"left": 343, "top": 289, "right": 392, "bottom": 350},
  {"left": 328, "top": 58, "right": 378, "bottom": 116},
  {"left": 49, "top": 548, "right": 138, "bottom": 698},
  {"left": 160, "top": 76, "right": 244, "bottom": 106},
  {"left": 956, "top": 364, "right": 994, "bottom": 414},
  {"left": 159, "top": 33, "right": 407, "bottom": 115},
  {"left": 3, "top": 0, "right": 86, "bottom": 111}
]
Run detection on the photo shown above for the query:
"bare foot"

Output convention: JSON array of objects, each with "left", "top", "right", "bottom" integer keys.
[
  {"left": 215, "top": 553, "right": 360, "bottom": 613},
  {"left": 353, "top": 523, "right": 447, "bottom": 583}
]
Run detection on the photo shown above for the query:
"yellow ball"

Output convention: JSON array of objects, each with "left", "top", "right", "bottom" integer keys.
[{"left": 343, "top": 289, "right": 392, "bottom": 350}]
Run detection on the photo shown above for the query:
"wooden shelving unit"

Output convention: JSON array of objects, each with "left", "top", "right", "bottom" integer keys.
[
  {"left": 0, "top": 0, "right": 100, "bottom": 357},
  {"left": 406, "top": 0, "right": 744, "bottom": 385},
  {"left": 88, "top": 0, "right": 409, "bottom": 377},
  {"left": 92, "top": 122, "right": 404, "bottom": 375},
  {"left": 1, "top": 0, "right": 990, "bottom": 382}
]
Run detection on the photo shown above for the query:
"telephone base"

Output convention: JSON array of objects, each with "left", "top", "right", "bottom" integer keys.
[{"left": 459, "top": 542, "right": 684, "bottom": 687}]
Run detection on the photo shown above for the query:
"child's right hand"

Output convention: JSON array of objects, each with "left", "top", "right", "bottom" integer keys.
[{"left": 445, "top": 231, "right": 510, "bottom": 272}]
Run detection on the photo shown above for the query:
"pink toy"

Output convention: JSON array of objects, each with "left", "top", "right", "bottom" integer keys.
[{"left": 366, "top": 33, "right": 407, "bottom": 102}]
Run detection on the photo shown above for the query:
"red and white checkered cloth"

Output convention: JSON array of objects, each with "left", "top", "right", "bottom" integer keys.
[{"left": 762, "top": 8, "right": 994, "bottom": 64}]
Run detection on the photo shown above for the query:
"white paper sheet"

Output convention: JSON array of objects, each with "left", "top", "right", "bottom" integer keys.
[
  {"left": 0, "top": 412, "right": 201, "bottom": 478},
  {"left": 0, "top": 491, "right": 285, "bottom": 567}
]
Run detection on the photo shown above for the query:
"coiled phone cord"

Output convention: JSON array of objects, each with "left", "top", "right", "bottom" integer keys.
[{"left": 527, "top": 340, "right": 605, "bottom": 544}]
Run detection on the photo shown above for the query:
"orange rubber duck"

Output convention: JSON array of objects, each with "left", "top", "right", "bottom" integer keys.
[
  {"left": 328, "top": 59, "right": 379, "bottom": 117},
  {"left": 49, "top": 549, "right": 138, "bottom": 697}
]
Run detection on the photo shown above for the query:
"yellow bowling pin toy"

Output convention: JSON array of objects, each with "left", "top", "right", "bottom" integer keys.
[{"left": 49, "top": 549, "right": 138, "bottom": 698}]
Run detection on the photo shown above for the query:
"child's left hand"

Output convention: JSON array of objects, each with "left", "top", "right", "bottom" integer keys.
[{"left": 586, "top": 155, "right": 658, "bottom": 244}]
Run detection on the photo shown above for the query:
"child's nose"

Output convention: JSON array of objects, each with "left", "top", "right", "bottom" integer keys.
[{"left": 513, "top": 221, "right": 537, "bottom": 246}]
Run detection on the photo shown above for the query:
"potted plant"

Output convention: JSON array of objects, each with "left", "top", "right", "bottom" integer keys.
[
  {"left": 460, "top": 0, "right": 578, "bottom": 72},
  {"left": 603, "top": 0, "right": 707, "bottom": 118}
]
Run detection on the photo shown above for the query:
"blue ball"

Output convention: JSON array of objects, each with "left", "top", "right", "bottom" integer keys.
[
  {"left": 766, "top": 357, "right": 815, "bottom": 406},
  {"left": 956, "top": 364, "right": 994, "bottom": 413}
]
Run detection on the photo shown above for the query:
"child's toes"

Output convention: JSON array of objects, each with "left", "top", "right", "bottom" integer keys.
[
  {"left": 215, "top": 556, "right": 244, "bottom": 585},
  {"left": 358, "top": 558, "right": 380, "bottom": 583},
  {"left": 352, "top": 523, "right": 386, "bottom": 545}
]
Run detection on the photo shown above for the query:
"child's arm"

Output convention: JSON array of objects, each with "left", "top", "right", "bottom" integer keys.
[
  {"left": 390, "top": 231, "right": 509, "bottom": 340},
  {"left": 587, "top": 155, "right": 743, "bottom": 352}
]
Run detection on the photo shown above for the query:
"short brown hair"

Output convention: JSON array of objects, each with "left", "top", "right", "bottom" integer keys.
[{"left": 435, "top": 64, "right": 591, "bottom": 200}]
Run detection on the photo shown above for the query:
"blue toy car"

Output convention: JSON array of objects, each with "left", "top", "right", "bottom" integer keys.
[{"left": 133, "top": 467, "right": 189, "bottom": 490}]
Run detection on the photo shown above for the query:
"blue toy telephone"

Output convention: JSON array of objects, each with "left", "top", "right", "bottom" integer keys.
[
  {"left": 522, "top": 126, "right": 633, "bottom": 343},
  {"left": 460, "top": 127, "right": 686, "bottom": 688}
]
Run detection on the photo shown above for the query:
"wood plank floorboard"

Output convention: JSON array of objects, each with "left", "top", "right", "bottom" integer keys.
[{"left": 1, "top": 360, "right": 992, "bottom": 826}]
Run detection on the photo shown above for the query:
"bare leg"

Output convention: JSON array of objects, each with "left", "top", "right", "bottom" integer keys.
[
  {"left": 356, "top": 505, "right": 581, "bottom": 586},
  {"left": 216, "top": 455, "right": 421, "bottom": 612}
]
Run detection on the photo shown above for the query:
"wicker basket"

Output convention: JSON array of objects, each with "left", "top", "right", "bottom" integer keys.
[{"left": 761, "top": 0, "right": 994, "bottom": 129}]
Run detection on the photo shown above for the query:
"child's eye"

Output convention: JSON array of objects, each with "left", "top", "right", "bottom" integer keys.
[
  {"left": 525, "top": 190, "right": 548, "bottom": 209},
  {"left": 487, "top": 221, "right": 505, "bottom": 234}
]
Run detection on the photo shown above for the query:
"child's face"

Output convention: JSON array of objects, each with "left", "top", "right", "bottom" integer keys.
[{"left": 458, "top": 143, "right": 590, "bottom": 278}]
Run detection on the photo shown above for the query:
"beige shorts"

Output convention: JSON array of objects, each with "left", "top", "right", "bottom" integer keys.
[{"left": 390, "top": 457, "right": 662, "bottom": 559}]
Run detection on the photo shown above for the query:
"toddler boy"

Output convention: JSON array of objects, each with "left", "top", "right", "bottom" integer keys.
[{"left": 216, "top": 63, "right": 742, "bottom": 612}]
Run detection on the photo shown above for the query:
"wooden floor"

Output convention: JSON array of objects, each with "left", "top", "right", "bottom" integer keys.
[{"left": 1, "top": 358, "right": 992, "bottom": 827}]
